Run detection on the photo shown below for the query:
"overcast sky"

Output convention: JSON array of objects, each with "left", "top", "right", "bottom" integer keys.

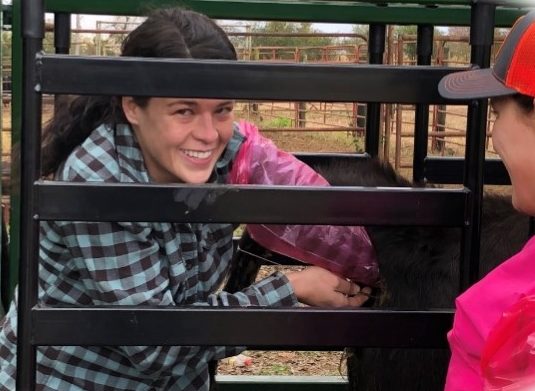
[{"left": 313, "top": 22, "right": 355, "bottom": 33}]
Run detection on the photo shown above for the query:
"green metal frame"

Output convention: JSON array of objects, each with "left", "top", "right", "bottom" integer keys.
[
  {"left": 42, "top": 0, "right": 530, "bottom": 26},
  {"left": 6, "top": 1, "right": 534, "bottom": 389}
]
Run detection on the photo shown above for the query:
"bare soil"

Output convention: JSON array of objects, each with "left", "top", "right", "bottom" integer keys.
[
  {"left": 217, "top": 266, "right": 348, "bottom": 377},
  {"left": 218, "top": 350, "right": 347, "bottom": 377}
]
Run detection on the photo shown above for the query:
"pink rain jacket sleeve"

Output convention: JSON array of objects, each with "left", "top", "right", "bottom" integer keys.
[
  {"left": 480, "top": 294, "right": 535, "bottom": 390},
  {"left": 444, "top": 235, "right": 535, "bottom": 391},
  {"left": 229, "top": 120, "right": 379, "bottom": 287}
]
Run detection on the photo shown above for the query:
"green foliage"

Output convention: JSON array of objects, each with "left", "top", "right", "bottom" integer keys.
[
  {"left": 246, "top": 21, "right": 334, "bottom": 61},
  {"left": 352, "top": 133, "right": 365, "bottom": 153},
  {"left": 251, "top": 21, "right": 332, "bottom": 47},
  {"left": 261, "top": 363, "right": 292, "bottom": 376},
  {"left": 1, "top": 30, "right": 11, "bottom": 68},
  {"left": 262, "top": 116, "right": 293, "bottom": 129},
  {"left": 395, "top": 25, "right": 418, "bottom": 61}
]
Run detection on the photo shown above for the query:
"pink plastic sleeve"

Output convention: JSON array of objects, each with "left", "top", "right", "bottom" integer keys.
[{"left": 229, "top": 120, "right": 379, "bottom": 286}]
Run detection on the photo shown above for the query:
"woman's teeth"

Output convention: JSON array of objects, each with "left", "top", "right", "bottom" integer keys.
[{"left": 183, "top": 149, "right": 212, "bottom": 159}]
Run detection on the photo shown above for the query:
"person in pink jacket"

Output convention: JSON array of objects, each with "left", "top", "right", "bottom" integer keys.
[{"left": 439, "top": 10, "right": 535, "bottom": 391}]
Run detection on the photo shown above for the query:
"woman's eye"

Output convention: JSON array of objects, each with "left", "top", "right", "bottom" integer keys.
[
  {"left": 174, "top": 108, "right": 193, "bottom": 116},
  {"left": 216, "top": 106, "right": 233, "bottom": 116}
]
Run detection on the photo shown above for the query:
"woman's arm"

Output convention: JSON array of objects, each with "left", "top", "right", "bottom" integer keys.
[{"left": 45, "top": 218, "right": 299, "bottom": 378}]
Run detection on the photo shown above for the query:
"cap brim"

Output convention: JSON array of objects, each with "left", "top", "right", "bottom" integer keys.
[{"left": 438, "top": 68, "right": 517, "bottom": 100}]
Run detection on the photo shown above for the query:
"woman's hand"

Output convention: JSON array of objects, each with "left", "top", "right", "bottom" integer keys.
[{"left": 286, "top": 266, "right": 372, "bottom": 308}]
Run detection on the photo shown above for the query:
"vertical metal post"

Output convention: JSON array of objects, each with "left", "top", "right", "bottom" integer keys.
[
  {"left": 460, "top": 2, "right": 495, "bottom": 291},
  {"left": 383, "top": 25, "right": 395, "bottom": 163},
  {"left": 9, "top": 0, "right": 22, "bottom": 306},
  {"left": 17, "top": 0, "right": 43, "bottom": 389},
  {"left": 412, "top": 24, "right": 433, "bottom": 183},
  {"left": 54, "top": 13, "right": 70, "bottom": 111},
  {"left": 54, "top": 13, "right": 70, "bottom": 54},
  {"left": 365, "top": 23, "right": 385, "bottom": 158}
]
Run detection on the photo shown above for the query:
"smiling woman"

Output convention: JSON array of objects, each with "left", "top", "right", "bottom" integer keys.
[
  {"left": 0, "top": 6, "right": 378, "bottom": 391},
  {"left": 122, "top": 97, "right": 236, "bottom": 184}
]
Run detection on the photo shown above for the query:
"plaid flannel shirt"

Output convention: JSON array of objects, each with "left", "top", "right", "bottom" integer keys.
[{"left": 0, "top": 122, "right": 298, "bottom": 390}]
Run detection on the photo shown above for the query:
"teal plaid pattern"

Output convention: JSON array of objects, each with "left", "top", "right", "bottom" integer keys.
[{"left": 0, "top": 123, "right": 297, "bottom": 390}]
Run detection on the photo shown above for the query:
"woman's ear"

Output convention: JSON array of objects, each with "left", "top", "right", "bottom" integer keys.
[{"left": 122, "top": 96, "right": 140, "bottom": 126}]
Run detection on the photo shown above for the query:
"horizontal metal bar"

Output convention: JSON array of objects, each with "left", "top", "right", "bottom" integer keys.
[
  {"left": 294, "top": 152, "right": 369, "bottom": 168},
  {"left": 424, "top": 157, "right": 509, "bottom": 185},
  {"left": 35, "top": 182, "right": 469, "bottom": 226},
  {"left": 216, "top": 376, "right": 347, "bottom": 391},
  {"left": 334, "top": 0, "right": 532, "bottom": 4},
  {"left": 32, "top": 306, "right": 453, "bottom": 348},
  {"left": 42, "top": 0, "right": 526, "bottom": 27},
  {"left": 38, "top": 55, "right": 462, "bottom": 104}
]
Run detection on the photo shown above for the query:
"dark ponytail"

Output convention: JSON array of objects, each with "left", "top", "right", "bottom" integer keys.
[
  {"left": 41, "top": 8, "right": 237, "bottom": 176},
  {"left": 41, "top": 95, "right": 123, "bottom": 176}
]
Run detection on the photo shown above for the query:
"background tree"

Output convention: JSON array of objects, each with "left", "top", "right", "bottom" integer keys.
[{"left": 247, "top": 21, "right": 334, "bottom": 61}]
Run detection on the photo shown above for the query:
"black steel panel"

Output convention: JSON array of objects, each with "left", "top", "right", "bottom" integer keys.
[
  {"left": 18, "top": 21, "right": 43, "bottom": 391},
  {"left": 216, "top": 376, "right": 347, "bottom": 391},
  {"left": 424, "top": 157, "right": 509, "bottom": 185},
  {"left": 365, "top": 24, "right": 386, "bottom": 157},
  {"left": 35, "top": 182, "right": 469, "bottom": 226},
  {"left": 38, "top": 55, "right": 464, "bottom": 104},
  {"left": 32, "top": 306, "right": 453, "bottom": 348},
  {"left": 413, "top": 24, "right": 434, "bottom": 183},
  {"left": 294, "top": 153, "right": 369, "bottom": 168},
  {"left": 460, "top": 3, "right": 496, "bottom": 290}
]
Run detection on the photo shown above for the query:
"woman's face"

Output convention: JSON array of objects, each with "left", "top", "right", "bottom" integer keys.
[
  {"left": 491, "top": 97, "right": 535, "bottom": 215},
  {"left": 122, "top": 97, "right": 235, "bottom": 184}
]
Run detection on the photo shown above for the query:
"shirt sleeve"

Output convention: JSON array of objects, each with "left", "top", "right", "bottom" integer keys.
[
  {"left": 444, "top": 313, "right": 485, "bottom": 391},
  {"left": 49, "top": 218, "right": 298, "bottom": 377},
  {"left": 207, "top": 271, "right": 297, "bottom": 307},
  {"left": 45, "top": 128, "right": 298, "bottom": 378}
]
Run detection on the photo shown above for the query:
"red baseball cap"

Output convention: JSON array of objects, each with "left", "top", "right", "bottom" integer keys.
[{"left": 439, "top": 10, "right": 535, "bottom": 100}]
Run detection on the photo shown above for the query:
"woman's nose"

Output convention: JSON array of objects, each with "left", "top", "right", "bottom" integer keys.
[{"left": 192, "top": 113, "right": 219, "bottom": 143}]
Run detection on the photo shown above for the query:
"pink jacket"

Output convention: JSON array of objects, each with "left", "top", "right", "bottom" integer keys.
[
  {"left": 230, "top": 120, "right": 379, "bottom": 287},
  {"left": 445, "top": 235, "right": 535, "bottom": 391}
]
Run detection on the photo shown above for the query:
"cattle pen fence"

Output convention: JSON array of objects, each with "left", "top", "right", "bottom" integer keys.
[
  {"left": 0, "top": 25, "right": 509, "bottom": 175},
  {"left": 4, "top": 0, "right": 535, "bottom": 390}
]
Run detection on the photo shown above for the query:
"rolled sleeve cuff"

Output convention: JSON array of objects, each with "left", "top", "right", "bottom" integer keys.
[{"left": 250, "top": 271, "right": 299, "bottom": 307}]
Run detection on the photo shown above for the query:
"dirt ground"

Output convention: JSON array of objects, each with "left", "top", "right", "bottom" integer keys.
[
  {"left": 218, "top": 350, "right": 347, "bottom": 376},
  {"left": 217, "top": 265, "right": 349, "bottom": 377}
]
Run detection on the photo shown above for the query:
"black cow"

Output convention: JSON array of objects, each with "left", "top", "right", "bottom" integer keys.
[{"left": 225, "top": 158, "right": 530, "bottom": 391}]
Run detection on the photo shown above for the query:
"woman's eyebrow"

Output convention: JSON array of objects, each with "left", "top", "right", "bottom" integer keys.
[{"left": 169, "top": 100, "right": 196, "bottom": 106}]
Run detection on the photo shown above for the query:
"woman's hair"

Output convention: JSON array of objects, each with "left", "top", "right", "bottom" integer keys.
[
  {"left": 511, "top": 93, "right": 535, "bottom": 113},
  {"left": 490, "top": 93, "right": 535, "bottom": 114},
  {"left": 41, "top": 8, "right": 237, "bottom": 176}
]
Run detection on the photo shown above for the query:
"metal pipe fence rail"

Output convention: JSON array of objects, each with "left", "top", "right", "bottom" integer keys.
[
  {"left": 10, "top": 0, "right": 534, "bottom": 390},
  {"left": 0, "top": 16, "right": 515, "bottom": 174}
]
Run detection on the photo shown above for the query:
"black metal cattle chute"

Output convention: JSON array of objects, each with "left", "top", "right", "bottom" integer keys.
[{"left": 14, "top": 0, "right": 531, "bottom": 389}]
